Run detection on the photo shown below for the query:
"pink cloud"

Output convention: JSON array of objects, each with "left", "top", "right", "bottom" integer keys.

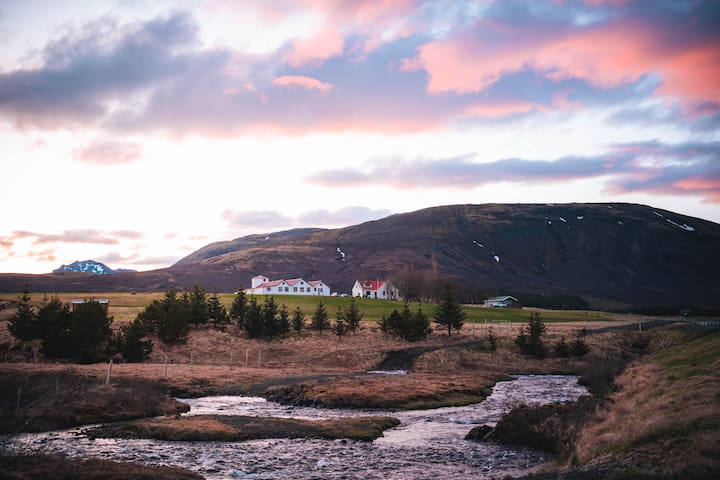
[
  {"left": 272, "top": 75, "right": 334, "bottom": 92},
  {"left": 283, "top": 26, "right": 344, "bottom": 66},
  {"left": 415, "top": 18, "right": 720, "bottom": 107},
  {"left": 74, "top": 140, "right": 142, "bottom": 165},
  {"left": 464, "top": 101, "right": 542, "bottom": 118}
]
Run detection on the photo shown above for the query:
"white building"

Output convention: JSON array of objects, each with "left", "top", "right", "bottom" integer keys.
[
  {"left": 482, "top": 295, "right": 521, "bottom": 308},
  {"left": 244, "top": 275, "right": 330, "bottom": 296},
  {"left": 351, "top": 279, "right": 399, "bottom": 299}
]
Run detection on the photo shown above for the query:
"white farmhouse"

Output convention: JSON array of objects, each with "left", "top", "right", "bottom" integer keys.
[
  {"left": 244, "top": 275, "right": 330, "bottom": 296},
  {"left": 351, "top": 279, "right": 399, "bottom": 300}
]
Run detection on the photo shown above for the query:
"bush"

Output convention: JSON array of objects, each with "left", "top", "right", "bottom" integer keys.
[
  {"left": 379, "top": 303, "right": 432, "bottom": 341},
  {"left": 516, "top": 312, "right": 547, "bottom": 359}
]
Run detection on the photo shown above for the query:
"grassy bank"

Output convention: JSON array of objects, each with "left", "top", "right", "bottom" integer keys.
[
  {"left": 0, "top": 454, "right": 203, "bottom": 480},
  {"left": 85, "top": 414, "right": 400, "bottom": 442},
  {"left": 0, "top": 371, "right": 189, "bottom": 434}
]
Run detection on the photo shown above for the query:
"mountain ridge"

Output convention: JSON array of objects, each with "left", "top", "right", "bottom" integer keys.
[{"left": 2, "top": 203, "right": 718, "bottom": 310}]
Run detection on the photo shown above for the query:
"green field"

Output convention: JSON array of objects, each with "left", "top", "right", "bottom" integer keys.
[{"left": 0, "top": 291, "right": 619, "bottom": 325}]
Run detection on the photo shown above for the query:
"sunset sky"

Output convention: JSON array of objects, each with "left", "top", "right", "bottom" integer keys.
[{"left": 1, "top": 0, "right": 718, "bottom": 274}]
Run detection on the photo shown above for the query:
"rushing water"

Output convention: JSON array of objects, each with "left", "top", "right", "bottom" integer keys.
[{"left": 6, "top": 375, "right": 587, "bottom": 480}]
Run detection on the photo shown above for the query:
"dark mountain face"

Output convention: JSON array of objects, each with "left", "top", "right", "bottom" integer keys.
[{"left": 2, "top": 203, "right": 718, "bottom": 310}]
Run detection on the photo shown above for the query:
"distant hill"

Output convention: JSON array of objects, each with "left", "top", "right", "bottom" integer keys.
[
  {"left": 53, "top": 260, "right": 135, "bottom": 275},
  {"left": 2, "top": 203, "right": 719, "bottom": 311}
]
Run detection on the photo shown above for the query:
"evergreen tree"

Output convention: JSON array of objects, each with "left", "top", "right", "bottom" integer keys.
[
  {"left": 112, "top": 318, "right": 153, "bottom": 362},
  {"left": 311, "top": 301, "right": 330, "bottom": 333},
  {"left": 244, "top": 296, "right": 264, "bottom": 339},
  {"left": 261, "top": 296, "right": 280, "bottom": 338},
  {"left": 291, "top": 306, "right": 305, "bottom": 333},
  {"left": 516, "top": 311, "right": 547, "bottom": 358},
  {"left": 230, "top": 290, "right": 248, "bottom": 329},
  {"left": 8, "top": 287, "right": 40, "bottom": 340},
  {"left": 377, "top": 313, "right": 390, "bottom": 335},
  {"left": 344, "top": 298, "right": 363, "bottom": 333},
  {"left": 331, "top": 307, "right": 348, "bottom": 340},
  {"left": 382, "top": 303, "right": 431, "bottom": 341},
  {"left": 207, "top": 292, "right": 230, "bottom": 330},
  {"left": 189, "top": 284, "right": 208, "bottom": 328},
  {"left": 38, "top": 297, "right": 73, "bottom": 359},
  {"left": 68, "top": 300, "right": 113, "bottom": 363},
  {"left": 433, "top": 283, "right": 465, "bottom": 336},
  {"left": 278, "top": 304, "right": 291, "bottom": 337},
  {"left": 155, "top": 290, "right": 190, "bottom": 345}
]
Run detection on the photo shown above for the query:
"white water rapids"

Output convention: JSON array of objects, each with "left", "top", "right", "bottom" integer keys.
[{"left": 6, "top": 375, "right": 588, "bottom": 479}]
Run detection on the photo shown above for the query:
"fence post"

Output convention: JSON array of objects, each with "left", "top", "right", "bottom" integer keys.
[
  {"left": 230, "top": 352, "right": 234, "bottom": 368},
  {"left": 105, "top": 359, "right": 113, "bottom": 386},
  {"left": 245, "top": 349, "right": 249, "bottom": 368},
  {"left": 257, "top": 350, "right": 262, "bottom": 369},
  {"left": 164, "top": 355, "right": 168, "bottom": 378}
]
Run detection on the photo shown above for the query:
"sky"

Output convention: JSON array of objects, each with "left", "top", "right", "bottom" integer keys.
[{"left": 0, "top": 0, "right": 718, "bottom": 274}]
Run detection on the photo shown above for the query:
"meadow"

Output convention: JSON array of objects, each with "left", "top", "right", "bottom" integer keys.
[{"left": 0, "top": 291, "right": 620, "bottom": 326}]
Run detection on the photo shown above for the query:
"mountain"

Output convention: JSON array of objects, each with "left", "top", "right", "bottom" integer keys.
[
  {"left": 52, "top": 260, "right": 135, "bottom": 275},
  {"left": 2, "top": 203, "right": 719, "bottom": 310}
]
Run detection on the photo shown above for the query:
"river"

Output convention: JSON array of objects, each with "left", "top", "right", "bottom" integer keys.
[{"left": 7, "top": 375, "right": 588, "bottom": 479}]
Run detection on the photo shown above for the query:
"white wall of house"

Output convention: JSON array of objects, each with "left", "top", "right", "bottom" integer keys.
[
  {"left": 244, "top": 275, "right": 330, "bottom": 296},
  {"left": 352, "top": 280, "right": 398, "bottom": 299}
]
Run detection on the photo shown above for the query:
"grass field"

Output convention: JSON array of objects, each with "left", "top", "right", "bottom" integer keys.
[{"left": 0, "top": 291, "right": 620, "bottom": 325}]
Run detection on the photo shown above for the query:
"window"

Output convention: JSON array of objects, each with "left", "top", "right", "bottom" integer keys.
[
  {"left": 285, "top": 287, "right": 289, "bottom": 292},
  {"left": 300, "top": 287, "right": 305, "bottom": 292},
  {"left": 266, "top": 287, "right": 271, "bottom": 291},
  {"left": 293, "top": 287, "right": 297, "bottom": 292}
]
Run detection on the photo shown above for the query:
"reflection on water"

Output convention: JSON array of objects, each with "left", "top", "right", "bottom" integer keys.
[{"left": 7, "top": 375, "right": 587, "bottom": 480}]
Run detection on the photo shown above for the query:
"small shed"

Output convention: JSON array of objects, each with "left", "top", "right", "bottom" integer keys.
[{"left": 482, "top": 296, "right": 521, "bottom": 308}]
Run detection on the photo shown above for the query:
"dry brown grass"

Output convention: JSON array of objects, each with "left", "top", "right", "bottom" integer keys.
[
  {"left": 0, "top": 453, "right": 203, "bottom": 480},
  {"left": 574, "top": 328, "right": 720, "bottom": 478},
  {"left": 86, "top": 414, "right": 400, "bottom": 442}
]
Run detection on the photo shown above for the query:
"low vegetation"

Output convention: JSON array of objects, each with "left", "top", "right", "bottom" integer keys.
[
  {"left": 0, "top": 454, "right": 203, "bottom": 480},
  {"left": 85, "top": 414, "right": 400, "bottom": 442}
]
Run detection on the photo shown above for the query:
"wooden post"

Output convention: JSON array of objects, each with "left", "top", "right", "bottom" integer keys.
[
  {"left": 245, "top": 349, "right": 249, "bottom": 369},
  {"left": 230, "top": 352, "right": 234, "bottom": 367},
  {"left": 638, "top": 322, "right": 642, "bottom": 331},
  {"left": 257, "top": 350, "right": 261, "bottom": 369},
  {"left": 164, "top": 355, "right": 168, "bottom": 378},
  {"left": 105, "top": 359, "right": 113, "bottom": 386}
]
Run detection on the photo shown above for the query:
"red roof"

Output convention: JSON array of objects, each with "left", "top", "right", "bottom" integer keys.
[{"left": 359, "top": 280, "right": 385, "bottom": 291}]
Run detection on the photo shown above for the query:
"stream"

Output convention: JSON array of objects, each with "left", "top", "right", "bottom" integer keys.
[{"left": 6, "top": 375, "right": 588, "bottom": 480}]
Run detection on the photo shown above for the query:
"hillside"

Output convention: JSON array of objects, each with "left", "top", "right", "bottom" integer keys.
[{"left": 1, "top": 203, "right": 719, "bottom": 310}]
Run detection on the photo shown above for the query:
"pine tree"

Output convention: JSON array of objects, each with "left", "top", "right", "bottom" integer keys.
[
  {"left": 113, "top": 318, "right": 153, "bottom": 362},
  {"left": 292, "top": 306, "right": 305, "bottom": 333},
  {"left": 155, "top": 290, "right": 190, "bottom": 345},
  {"left": 230, "top": 290, "right": 248, "bottom": 329},
  {"left": 433, "top": 283, "right": 465, "bottom": 336},
  {"left": 278, "top": 304, "right": 290, "bottom": 336},
  {"left": 311, "top": 301, "right": 330, "bottom": 333},
  {"left": 344, "top": 298, "right": 363, "bottom": 333},
  {"left": 38, "top": 297, "right": 73, "bottom": 359},
  {"left": 261, "top": 296, "right": 280, "bottom": 338},
  {"left": 331, "top": 307, "right": 348, "bottom": 340},
  {"left": 244, "top": 296, "right": 264, "bottom": 339},
  {"left": 8, "top": 287, "right": 40, "bottom": 340},
  {"left": 68, "top": 300, "right": 113, "bottom": 363},
  {"left": 207, "top": 292, "right": 229, "bottom": 330},
  {"left": 189, "top": 284, "right": 208, "bottom": 328},
  {"left": 516, "top": 311, "right": 547, "bottom": 358}
]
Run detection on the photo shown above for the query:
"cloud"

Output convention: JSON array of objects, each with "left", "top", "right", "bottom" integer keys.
[
  {"left": 308, "top": 140, "right": 720, "bottom": 202},
  {"left": 223, "top": 206, "right": 393, "bottom": 230},
  {"left": 4, "top": 229, "right": 144, "bottom": 246},
  {"left": 411, "top": 3, "right": 720, "bottom": 108},
  {"left": 272, "top": 75, "right": 334, "bottom": 92},
  {"left": 222, "top": 209, "right": 294, "bottom": 229},
  {"left": 283, "top": 26, "right": 345, "bottom": 66},
  {"left": 74, "top": 140, "right": 142, "bottom": 165},
  {"left": 0, "top": 12, "right": 202, "bottom": 128}
]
